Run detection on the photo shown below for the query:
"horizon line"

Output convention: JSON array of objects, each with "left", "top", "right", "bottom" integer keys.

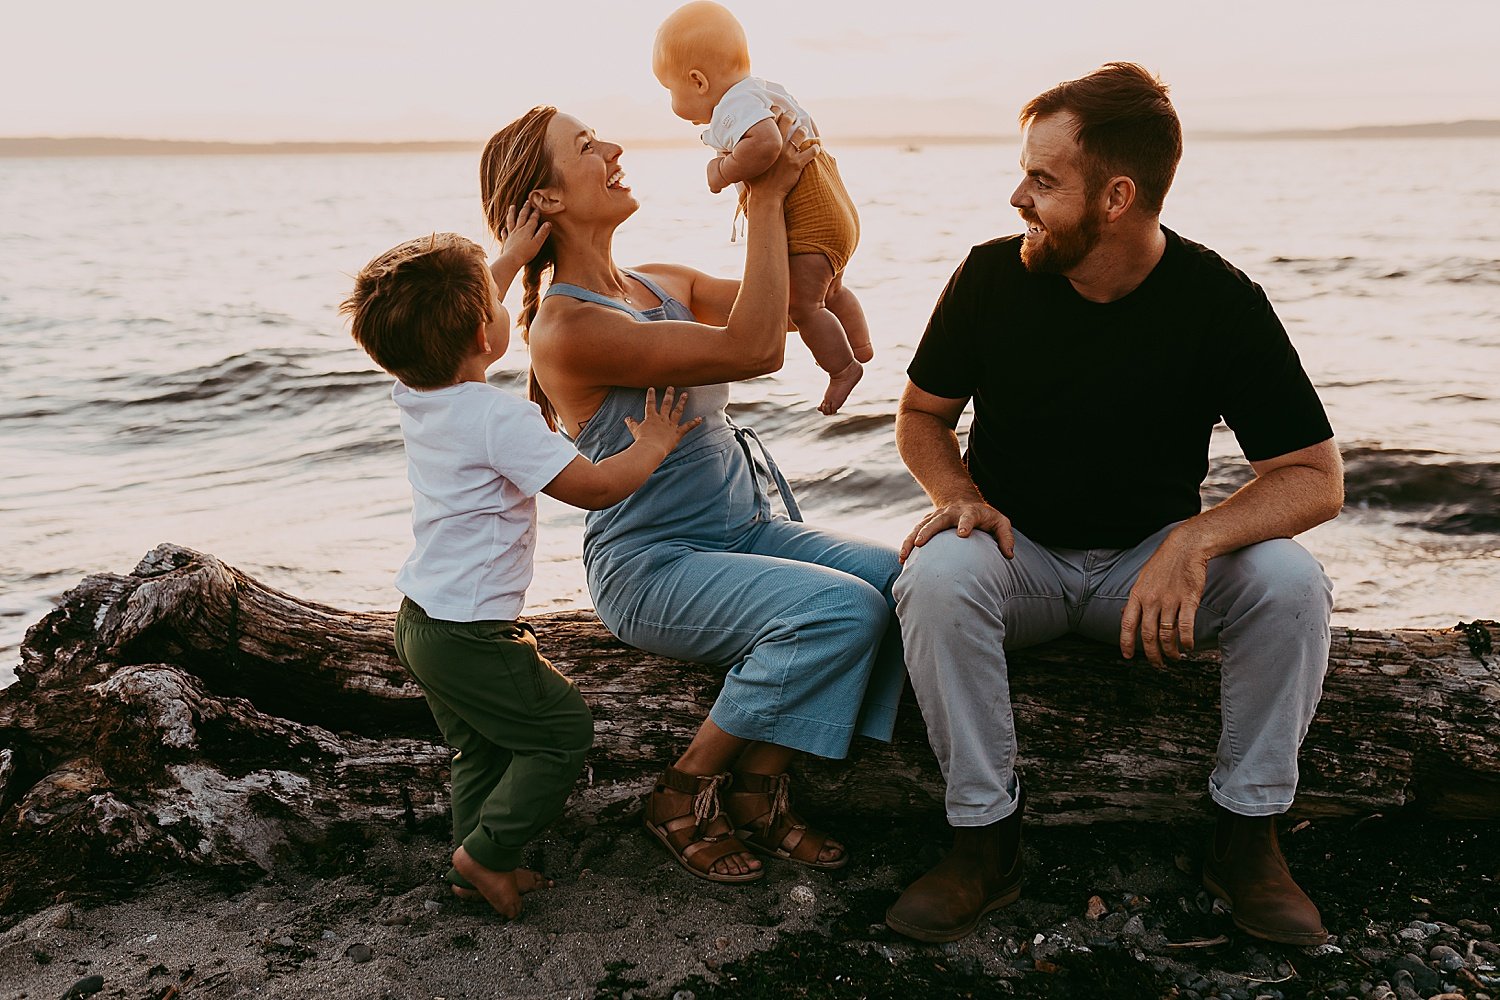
[{"left": 2, "top": 119, "right": 1498, "bottom": 156}]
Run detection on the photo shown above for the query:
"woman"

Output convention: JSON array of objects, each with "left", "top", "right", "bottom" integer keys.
[{"left": 479, "top": 106, "right": 904, "bottom": 882}]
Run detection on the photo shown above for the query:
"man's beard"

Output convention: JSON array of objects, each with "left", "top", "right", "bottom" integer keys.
[{"left": 1020, "top": 205, "right": 1103, "bottom": 274}]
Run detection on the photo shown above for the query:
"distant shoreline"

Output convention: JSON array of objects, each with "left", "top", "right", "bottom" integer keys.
[{"left": 3, "top": 120, "right": 1498, "bottom": 157}]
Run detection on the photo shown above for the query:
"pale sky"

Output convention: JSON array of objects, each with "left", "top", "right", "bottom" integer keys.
[{"left": 6, "top": 0, "right": 1496, "bottom": 142}]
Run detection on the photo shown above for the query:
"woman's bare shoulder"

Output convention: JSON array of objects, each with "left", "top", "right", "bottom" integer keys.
[
  {"left": 630, "top": 262, "right": 702, "bottom": 299},
  {"left": 631, "top": 262, "right": 740, "bottom": 324},
  {"left": 529, "top": 292, "right": 615, "bottom": 345}
]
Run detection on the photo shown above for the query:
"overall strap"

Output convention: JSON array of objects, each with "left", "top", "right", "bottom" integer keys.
[
  {"left": 544, "top": 283, "right": 644, "bottom": 317},
  {"left": 620, "top": 269, "right": 675, "bottom": 307}
]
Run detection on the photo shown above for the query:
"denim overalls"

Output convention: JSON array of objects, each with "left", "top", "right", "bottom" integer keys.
[{"left": 544, "top": 271, "right": 904, "bottom": 758}]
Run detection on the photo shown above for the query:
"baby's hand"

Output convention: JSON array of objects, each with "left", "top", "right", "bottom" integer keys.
[
  {"left": 623, "top": 387, "right": 702, "bottom": 455},
  {"left": 496, "top": 203, "right": 552, "bottom": 268},
  {"left": 707, "top": 153, "right": 729, "bottom": 194}
]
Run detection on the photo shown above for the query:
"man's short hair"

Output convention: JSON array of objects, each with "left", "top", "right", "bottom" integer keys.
[
  {"left": 1021, "top": 61, "right": 1182, "bottom": 214},
  {"left": 341, "top": 233, "right": 491, "bottom": 389}
]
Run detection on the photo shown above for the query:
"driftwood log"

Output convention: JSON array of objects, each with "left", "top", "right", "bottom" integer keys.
[{"left": 0, "top": 544, "right": 1496, "bottom": 913}]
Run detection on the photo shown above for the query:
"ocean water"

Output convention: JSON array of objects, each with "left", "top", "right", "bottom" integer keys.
[{"left": 2, "top": 138, "right": 1498, "bottom": 686}]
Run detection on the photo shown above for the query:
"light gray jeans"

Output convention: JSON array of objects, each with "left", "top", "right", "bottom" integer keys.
[{"left": 893, "top": 521, "right": 1332, "bottom": 825}]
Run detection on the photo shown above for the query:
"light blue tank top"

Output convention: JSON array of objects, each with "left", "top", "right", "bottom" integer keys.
[{"left": 543, "top": 270, "right": 800, "bottom": 578}]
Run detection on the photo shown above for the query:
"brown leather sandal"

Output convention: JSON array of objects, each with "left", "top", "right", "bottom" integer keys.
[
  {"left": 642, "top": 767, "right": 764, "bottom": 884},
  {"left": 726, "top": 771, "right": 848, "bottom": 870}
]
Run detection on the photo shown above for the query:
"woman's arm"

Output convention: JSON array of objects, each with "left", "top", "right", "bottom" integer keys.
[
  {"left": 631, "top": 263, "right": 801, "bottom": 332},
  {"left": 530, "top": 117, "right": 814, "bottom": 389},
  {"left": 623, "top": 263, "right": 738, "bottom": 327}
]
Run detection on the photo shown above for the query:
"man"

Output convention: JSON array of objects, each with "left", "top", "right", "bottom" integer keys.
[{"left": 886, "top": 62, "right": 1343, "bottom": 947}]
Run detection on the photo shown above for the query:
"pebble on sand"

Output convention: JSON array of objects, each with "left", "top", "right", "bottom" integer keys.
[{"left": 62, "top": 975, "right": 104, "bottom": 999}]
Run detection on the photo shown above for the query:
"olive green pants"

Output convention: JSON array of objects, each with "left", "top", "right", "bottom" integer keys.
[{"left": 394, "top": 599, "right": 593, "bottom": 883}]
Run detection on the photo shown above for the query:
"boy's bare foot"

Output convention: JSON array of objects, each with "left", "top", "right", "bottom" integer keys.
[
  {"left": 450, "top": 867, "right": 552, "bottom": 903},
  {"left": 451, "top": 847, "right": 552, "bottom": 919},
  {"left": 851, "top": 341, "right": 874, "bottom": 363},
  {"left": 819, "top": 359, "right": 863, "bottom": 415}
]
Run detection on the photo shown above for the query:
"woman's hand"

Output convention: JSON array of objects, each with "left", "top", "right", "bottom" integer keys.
[
  {"left": 496, "top": 203, "right": 552, "bottom": 269},
  {"left": 743, "top": 109, "right": 817, "bottom": 200}
]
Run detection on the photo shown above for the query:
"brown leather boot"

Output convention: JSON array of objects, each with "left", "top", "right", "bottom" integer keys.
[
  {"left": 885, "top": 790, "right": 1024, "bottom": 943},
  {"left": 1201, "top": 806, "right": 1328, "bottom": 946}
]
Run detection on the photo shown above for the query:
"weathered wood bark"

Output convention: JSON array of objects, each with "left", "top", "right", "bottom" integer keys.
[{"left": 0, "top": 544, "right": 1496, "bottom": 913}]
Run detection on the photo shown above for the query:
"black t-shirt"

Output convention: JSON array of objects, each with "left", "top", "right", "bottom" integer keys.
[{"left": 907, "top": 227, "right": 1334, "bottom": 550}]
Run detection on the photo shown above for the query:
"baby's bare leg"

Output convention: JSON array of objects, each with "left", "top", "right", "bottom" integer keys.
[
  {"left": 826, "top": 271, "right": 873, "bottom": 362},
  {"left": 789, "top": 253, "right": 862, "bottom": 415},
  {"left": 452, "top": 846, "right": 553, "bottom": 919}
]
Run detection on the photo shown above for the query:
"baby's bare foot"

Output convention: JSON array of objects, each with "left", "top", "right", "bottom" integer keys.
[
  {"left": 452, "top": 848, "right": 551, "bottom": 919},
  {"left": 851, "top": 341, "right": 874, "bottom": 363},
  {"left": 818, "top": 359, "right": 863, "bottom": 415}
]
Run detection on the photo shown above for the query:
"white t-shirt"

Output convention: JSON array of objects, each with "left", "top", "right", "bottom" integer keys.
[
  {"left": 701, "top": 77, "right": 816, "bottom": 154},
  {"left": 392, "top": 380, "right": 578, "bottom": 622}
]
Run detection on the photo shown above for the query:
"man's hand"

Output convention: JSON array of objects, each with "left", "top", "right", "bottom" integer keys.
[
  {"left": 900, "top": 500, "right": 1015, "bottom": 562},
  {"left": 1119, "top": 527, "right": 1210, "bottom": 667}
]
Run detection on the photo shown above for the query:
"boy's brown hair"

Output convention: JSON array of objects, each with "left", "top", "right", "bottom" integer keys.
[
  {"left": 341, "top": 233, "right": 492, "bottom": 389},
  {"left": 1020, "top": 61, "right": 1182, "bottom": 215}
]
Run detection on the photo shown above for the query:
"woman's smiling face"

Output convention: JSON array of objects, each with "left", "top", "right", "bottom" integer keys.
[{"left": 540, "top": 113, "right": 638, "bottom": 224}]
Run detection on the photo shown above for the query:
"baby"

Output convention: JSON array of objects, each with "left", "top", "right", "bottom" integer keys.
[{"left": 653, "top": 0, "right": 873, "bottom": 415}]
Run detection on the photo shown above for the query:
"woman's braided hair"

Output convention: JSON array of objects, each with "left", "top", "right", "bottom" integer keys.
[{"left": 480, "top": 106, "right": 561, "bottom": 427}]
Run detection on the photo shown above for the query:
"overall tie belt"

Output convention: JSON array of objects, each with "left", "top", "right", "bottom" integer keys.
[{"left": 728, "top": 421, "right": 803, "bottom": 523}]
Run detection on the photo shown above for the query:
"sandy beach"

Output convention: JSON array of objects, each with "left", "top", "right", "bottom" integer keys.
[
  {"left": 3, "top": 800, "right": 1496, "bottom": 1000},
  {"left": 2, "top": 546, "right": 1497, "bottom": 1000}
]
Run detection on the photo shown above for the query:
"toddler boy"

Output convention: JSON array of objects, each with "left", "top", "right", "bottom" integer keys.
[{"left": 342, "top": 229, "right": 698, "bottom": 918}]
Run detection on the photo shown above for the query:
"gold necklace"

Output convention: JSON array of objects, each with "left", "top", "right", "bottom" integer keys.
[{"left": 574, "top": 272, "right": 634, "bottom": 304}]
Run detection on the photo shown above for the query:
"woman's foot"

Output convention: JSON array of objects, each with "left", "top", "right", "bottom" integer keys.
[
  {"left": 725, "top": 771, "right": 847, "bottom": 869},
  {"left": 643, "top": 767, "right": 764, "bottom": 882},
  {"left": 819, "top": 359, "right": 863, "bottom": 415},
  {"left": 451, "top": 848, "right": 553, "bottom": 919}
]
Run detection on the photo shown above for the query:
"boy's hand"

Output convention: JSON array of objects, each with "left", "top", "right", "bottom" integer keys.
[
  {"left": 622, "top": 387, "right": 702, "bottom": 455},
  {"left": 496, "top": 203, "right": 552, "bottom": 268}
]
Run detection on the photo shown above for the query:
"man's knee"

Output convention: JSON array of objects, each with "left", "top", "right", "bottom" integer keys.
[
  {"left": 1219, "top": 539, "right": 1332, "bottom": 620},
  {"left": 894, "top": 530, "right": 1005, "bottom": 614}
]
